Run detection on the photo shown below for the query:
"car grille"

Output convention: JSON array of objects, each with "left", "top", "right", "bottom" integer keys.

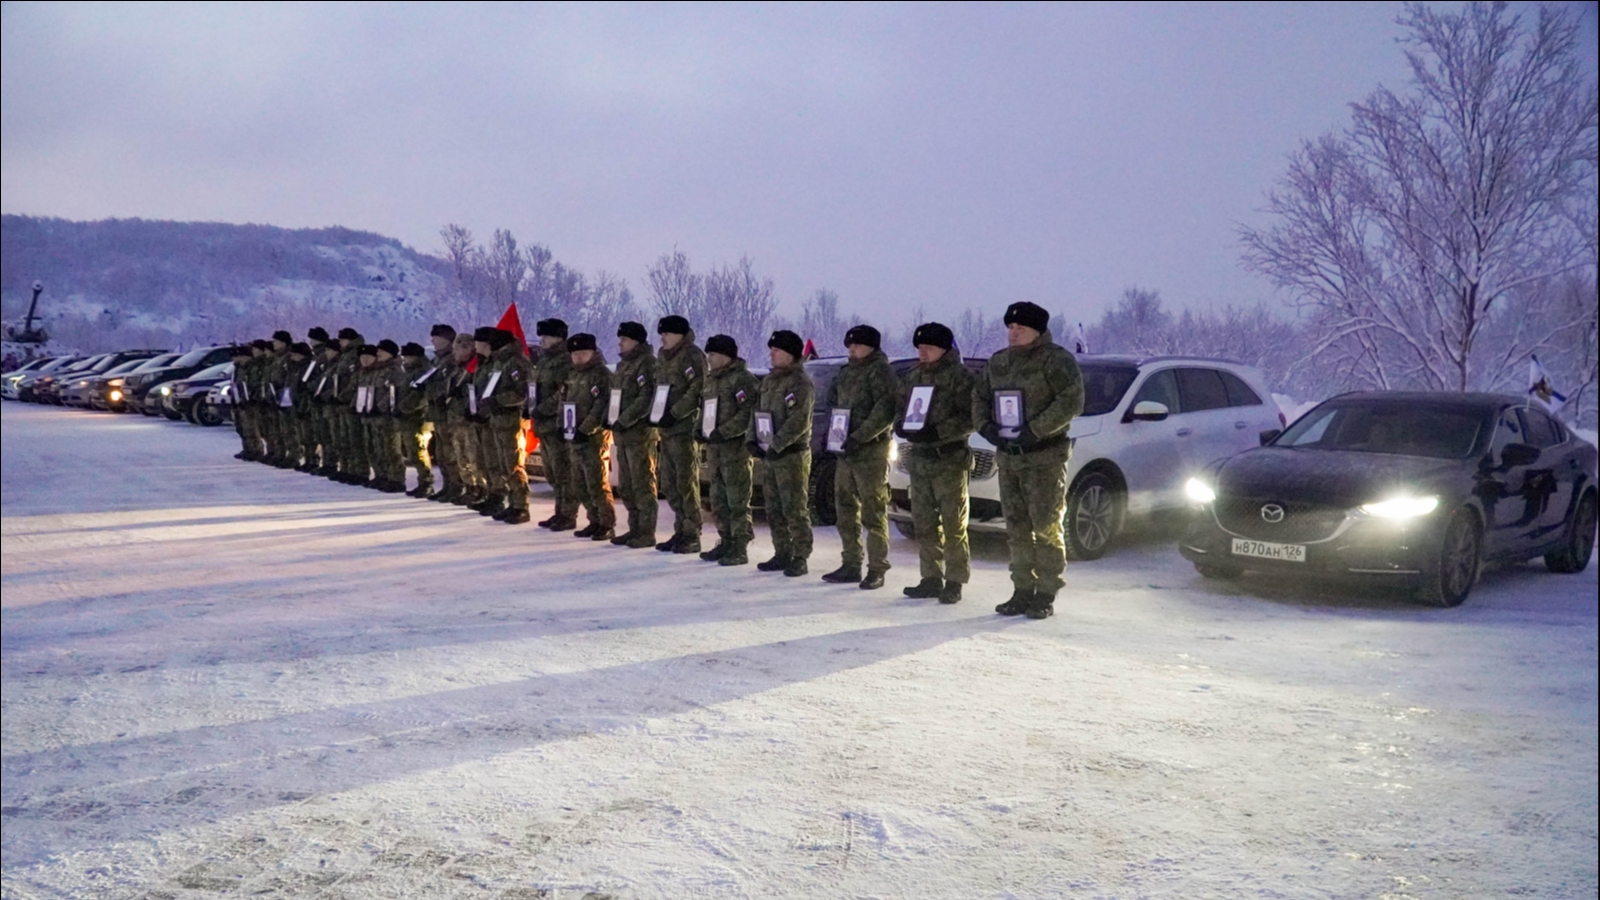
[
  {"left": 1213, "top": 497, "right": 1346, "bottom": 543},
  {"left": 894, "top": 443, "right": 996, "bottom": 480}
]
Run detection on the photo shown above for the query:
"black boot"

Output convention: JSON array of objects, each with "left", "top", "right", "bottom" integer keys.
[
  {"left": 547, "top": 515, "right": 576, "bottom": 533},
  {"left": 757, "top": 554, "right": 791, "bottom": 572},
  {"left": 718, "top": 542, "right": 749, "bottom": 566},
  {"left": 859, "top": 569, "right": 887, "bottom": 590},
  {"left": 1024, "top": 591, "right": 1055, "bottom": 619},
  {"left": 674, "top": 536, "right": 701, "bottom": 555},
  {"left": 407, "top": 484, "right": 433, "bottom": 498},
  {"left": 701, "top": 536, "right": 730, "bottom": 562},
  {"left": 903, "top": 577, "right": 944, "bottom": 599},
  {"left": 498, "top": 507, "right": 531, "bottom": 525},
  {"left": 573, "top": 522, "right": 599, "bottom": 538},
  {"left": 995, "top": 590, "right": 1034, "bottom": 616},
  {"left": 610, "top": 530, "right": 636, "bottom": 546},
  {"left": 538, "top": 512, "right": 560, "bottom": 528},
  {"left": 590, "top": 525, "right": 616, "bottom": 542},
  {"left": 478, "top": 495, "right": 507, "bottom": 517},
  {"left": 784, "top": 558, "right": 809, "bottom": 577},
  {"left": 656, "top": 534, "right": 681, "bottom": 552},
  {"left": 821, "top": 564, "right": 861, "bottom": 584},
  {"left": 938, "top": 583, "right": 963, "bottom": 604}
]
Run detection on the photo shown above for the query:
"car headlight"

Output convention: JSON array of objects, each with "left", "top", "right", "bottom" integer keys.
[
  {"left": 159, "top": 386, "right": 172, "bottom": 396},
  {"left": 888, "top": 441, "right": 899, "bottom": 463},
  {"left": 107, "top": 378, "right": 123, "bottom": 387},
  {"left": 1359, "top": 495, "right": 1439, "bottom": 520},
  {"left": 108, "top": 389, "right": 123, "bottom": 401},
  {"left": 1184, "top": 477, "right": 1217, "bottom": 504}
]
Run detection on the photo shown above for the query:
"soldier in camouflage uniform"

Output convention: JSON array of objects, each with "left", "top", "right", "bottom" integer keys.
[
  {"left": 696, "top": 334, "right": 760, "bottom": 567},
  {"left": 395, "top": 342, "right": 434, "bottom": 496},
  {"left": 331, "top": 328, "right": 367, "bottom": 483},
  {"left": 354, "top": 343, "right": 394, "bottom": 490},
  {"left": 245, "top": 340, "right": 273, "bottom": 462},
  {"left": 263, "top": 331, "right": 295, "bottom": 467},
  {"left": 420, "top": 326, "right": 458, "bottom": 500},
  {"left": 312, "top": 340, "right": 344, "bottom": 477},
  {"left": 563, "top": 333, "right": 616, "bottom": 540},
  {"left": 609, "top": 321, "right": 659, "bottom": 549},
  {"left": 530, "top": 318, "right": 578, "bottom": 530},
  {"left": 821, "top": 325, "right": 900, "bottom": 590},
  {"left": 279, "top": 342, "right": 312, "bottom": 468},
  {"left": 652, "top": 315, "right": 707, "bottom": 554},
  {"left": 895, "top": 322, "right": 975, "bottom": 604},
  {"left": 972, "top": 301, "right": 1085, "bottom": 619},
  {"left": 299, "top": 328, "right": 332, "bottom": 471},
  {"left": 751, "top": 330, "right": 814, "bottom": 577},
  {"left": 446, "top": 333, "right": 486, "bottom": 505},
  {"left": 478, "top": 328, "right": 536, "bottom": 524},
  {"left": 228, "top": 345, "right": 257, "bottom": 460}
]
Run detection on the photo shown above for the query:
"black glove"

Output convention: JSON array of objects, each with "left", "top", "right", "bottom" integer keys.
[
  {"left": 841, "top": 435, "right": 861, "bottom": 455},
  {"left": 978, "top": 422, "right": 1005, "bottom": 447},
  {"left": 904, "top": 423, "right": 939, "bottom": 444},
  {"left": 693, "top": 431, "right": 709, "bottom": 444},
  {"left": 567, "top": 430, "right": 589, "bottom": 446},
  {"left": 656, "top": 411, "right": 677, "bottom": 428},
  {"left": 1016, "top": 424, "right": 1043, "bottom": 450},
  {"left": 747, "top": 441, "right": 768, "bottom": 460}
]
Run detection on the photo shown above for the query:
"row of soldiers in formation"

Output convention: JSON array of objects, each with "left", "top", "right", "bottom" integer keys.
[{"left": 229, "top": 300, "right": 1084, "bottom": 618}]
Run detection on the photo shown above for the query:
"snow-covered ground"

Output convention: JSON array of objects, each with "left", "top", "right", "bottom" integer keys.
[{"left": 1, "top": 402, "right": 1595, "bottom": 900}]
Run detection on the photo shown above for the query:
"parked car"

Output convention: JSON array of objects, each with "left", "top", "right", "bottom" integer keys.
[
  {"left": 1178, "top": 392, "right": 1598, "bottom": 607},
  {"left": 887, "top": 355, "right": 1284, "bottom": 559},
  {"left": 59, "top": 351, "right": 167, "bottom": 408},
  {"left": 129, "top": 345, "right": 236, "bottom": 415},
  {"left": 9, "top": 355, "right": 80, "bottom": 402},
  {"left": 32, "top": 353, "right": 115, "bottom": 404},
  {"left": 2, "top": 356, "right": 61, "bottom": 400},
  {"left": 159, "top": 362, "right": 233, "bottom": 423},
  {"left": 95, "top": 353, "right": 183, "bottom": 411}
]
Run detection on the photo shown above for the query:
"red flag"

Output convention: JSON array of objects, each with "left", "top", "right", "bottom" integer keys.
[
  {"left": 495, "top": 303, "right": 530, "bottom": 357},
  {"left": 802, "top": 338, "right": 818, "bottom": 361}
]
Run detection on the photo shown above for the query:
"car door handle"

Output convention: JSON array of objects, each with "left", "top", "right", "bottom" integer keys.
[
  {"left": 1234, "top": 421, "right": 1248, "bottom": 429},
  {"left": 1176, "top": 427, "right": 1193, "bottom": 437}
]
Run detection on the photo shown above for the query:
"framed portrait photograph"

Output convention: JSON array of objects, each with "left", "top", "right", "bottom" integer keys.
[
  {"left": 526, "top": 382, "right": 537, "bottom": 409},
  {"left": 701, "top": 397, "right": 718, "bottom": 438},
  {"left": 994, "top": 389, "right": 1023, "bottom": 438},
  {"left": 561, "top": 401, "right": 578, "bottom": 439},
  {"left": 606, "top": 388, "right": 623, "bottom": 425},
  {"left": 902, "top": 385, "right": 934, "bottom": 431},
  {"left": 466, "top": 385, "right": 478, "bottom": 417},
  {"left": 355, "top": 385, "right": 370, "bottom": 414},
  {"left": 826, "top": 408, "right": 850, "bottom": 453},
  {"left": 754, "top": 411, "right": 774, "bottom": 450},
  {"left": 649, "top": 384, "right": 671, "bottom": 424}
]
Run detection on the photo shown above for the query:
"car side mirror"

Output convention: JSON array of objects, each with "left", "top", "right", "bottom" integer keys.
[
  {"left": 1501, "top": 442, "right": 1540, "bottom": 468},
  {"left": 1127, "top": 400, "right": 1169, "bottom": 422},
  {"left": 1259, "top": 428, "right": 1282, "bottom": 446}
]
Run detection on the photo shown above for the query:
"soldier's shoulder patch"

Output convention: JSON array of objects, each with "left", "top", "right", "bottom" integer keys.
[
  {"left": 590, "top": 385, "right": 600, "bottom": 397},
  {"left": 735, "top": 389, "right": 747, "bottom": 402},
  {"left": 784, "top": 392, "right": 796, "bottom": 407},
  {"left": 636, "top": 374, "right": 646, "bottom": 386}
]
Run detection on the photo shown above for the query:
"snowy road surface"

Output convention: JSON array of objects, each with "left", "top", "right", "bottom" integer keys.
[{"left": 2, "top": 402, "right": 1595, "bottom": 899}]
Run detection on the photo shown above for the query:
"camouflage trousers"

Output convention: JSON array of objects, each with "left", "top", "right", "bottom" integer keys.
[
  {"left": 235, "top": 404, "right": 258, "bottom": 456},
  {"left": 567, "top": 432, "right": 615, "bottom": 528},
  {"left": 907, "top": 446, "right": 972, "bottom": 585},
  {"left": 659, "top": 434, "right": 702, "bottom": 540},
  {"left": 430, "top": 420, "right": 454, "bottom": 489},
  {"left": 996, "top": 449, "right": 1070, "bottom": 596},
  {"left": 534, "top": 422, "right": 579, "bottom": 519},
  {"left": 614, "top": 432, "right": 658, "bottom": 538},
  {"left": 402, "top": 418, "right": 433, "bottom": 490},
  {"left": 366, "top": 416, "right": 404, "bottom": 483},
  {"left": 834, "top": 441, "right": 891, "bottom": 572},
  {"left": 340, "top": 410, "right": 369, "bottom": 479},
  {"left": 763, "top": 448, "right": 812, "bottom": 560},
  {"left": 448, "top": 418, "right": 485, "bottom": 491},
  {"left": 481, "top": 418, "right": 528, "bottom": 509},
  {"left": 706, "top": 441, "right": 753, "bottom": 545},
  {"left": 320, "top": 406, "right": 343, "bottom": 470}
]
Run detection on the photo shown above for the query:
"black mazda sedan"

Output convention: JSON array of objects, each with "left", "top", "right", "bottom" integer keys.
[{"left": 1178, "top": 392, "right": 1597, "bottom": 607}]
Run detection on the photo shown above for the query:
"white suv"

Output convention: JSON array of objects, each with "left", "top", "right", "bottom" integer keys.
[{"left": 887, "top": 355, "right": 1284, "bottom": 559}]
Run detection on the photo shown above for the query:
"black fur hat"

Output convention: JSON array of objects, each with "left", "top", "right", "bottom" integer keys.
[
  {"left": 567, "top": 333, "right": 598, "bottom": 353},
  {"left": 401, "top": 342, "right": 427, "bottom": 358},
  {"left": 844, "top": 324, "right": 881, "bottom": 349},
  {"left": 536, "top": 318, "right": 569, "bottom": 339},
  {"left": 358, "top": 344, "right": 379, "bottom": 357},
  {"left": 430, "top": 324, "right": 456, "bottom": 339},
  {"left": 705, "top": 334, "right": 738, "bottom": 357},
  {"left": 272, "top": 330, "right": 292, "bottom": 344},
  {"left": 1003, "top": 301, "right": 1049, "bottom": 333},
  {"left": 768, "top": 329, "right": 804, "bottom": 361},
  {"left": 376, "top": 339, "right": 399, "bottom": 357},
  {"left": 307, "top": 326, "right": 330, "bottom": 343},
  {"left": 912, "top": 322, "right": 954, "bottom": 350},
  {"left": 338, "top": 327, "right": 361, "bottom": 341},
  {"left": 657, "top": 315, "right": 690, "bottom": 336},
  {"left": 617, "top": 321, "right": 648, "bottom": 343},
  {"left": 251, "top": 339, "right": 271, "bottom": 350},
  {"left": 230, "top": 344, "right": 253, "bottom": 358},
  {"left": 473, "top": 326, "right": 498, "bottom": 343},
  {"left": 289, "top": 342, "right": 312, "bottom": 356}
]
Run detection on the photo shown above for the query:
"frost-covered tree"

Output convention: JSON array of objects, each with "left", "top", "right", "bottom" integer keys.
[
  {"left": 1241, "top": 2, "right": 1599, "bottom": 394},
  {"left": 703, "top": 256, "right": 778, "bottom": 357}
]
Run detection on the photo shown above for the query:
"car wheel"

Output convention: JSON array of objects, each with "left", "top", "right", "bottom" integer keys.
[
  {"left": 1418, "top": 507, "right": 1480, "bottom": 608},
  {"left": 195, "top": 402, "right": 224, "bottom": 427},
  {"left": 894, "top": 519, "right": 916, "bottom": 539},
  {"left": 810, "top": 456, "right": 838, "bottom": 527},
  {"left": 1064, "top": 471, "right": 1122, "bottom": 561},
  {"left": 1194, "top": 563, "right": 1243, "bottom": 580},
  {"left": 1545, "top": 490, "right": 1598, "bottom": 574}
]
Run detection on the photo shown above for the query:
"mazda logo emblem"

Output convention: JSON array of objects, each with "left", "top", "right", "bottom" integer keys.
[{"left": 1260, "top": 503, "right": 1286, "bottom": 523}]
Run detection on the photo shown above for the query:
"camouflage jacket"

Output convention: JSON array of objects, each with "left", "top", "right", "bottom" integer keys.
[
  {"left": 610, "top": 342, "right": 657, "bottom": 441},
  {"left": 896, "top": 351, "right": 976, "bottom": 450},
  {"left": 823, "top": 348, "right": 899, "bottom": 450},
  {"left": 530, "top": 345, "right": 572, "bottom": 427},
  {"left": 285, "top": 356, "right": 315, "bottom": 411},
  {"left": 566, "top": 350, "right": 612, "bottom": 437},
  {"left": 700, "top": 357, "right": 760, "bottom": 444},
  {"left": 654, "top": 333, "right": 707, "bottom": 438},
  {"left": 972, "top": 329, "right": 1084, "bottom": 459},
  {"left": 422, "top": 353, "right": 457, "bottom": 419},
  {"left": 331, "top": 344, "right": 364, "bottom": 406},
  {"left": 311, "top": 352, "right": 343, "bottom": 404},
  {"left": 444, "top": 356, "right": 481, "bottom": 423},
  {"left": 476, "top": 343, "right": 534, "bottom": 425},
  {"left": 756, "top": 362, "right": 814, "bottom": 456},
  {"left": 396, "top": 356, "right": 431, "bottom": 420}
]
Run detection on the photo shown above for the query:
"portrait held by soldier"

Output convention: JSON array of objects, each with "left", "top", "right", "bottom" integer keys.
[{"left": 217, "top": 298, "right": 1088, "bottom": 623}]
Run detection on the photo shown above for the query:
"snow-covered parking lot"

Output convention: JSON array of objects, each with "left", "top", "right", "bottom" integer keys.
[{"left": 2, "top": 402, "right": 1595, "bottom": 899}]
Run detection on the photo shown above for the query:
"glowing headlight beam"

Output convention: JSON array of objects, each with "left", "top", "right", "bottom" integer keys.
[
  {"left": 1184, "top": 477, "right": 1217, "bottom": 504},
  {"left": 1359, "top": 495, "right": 1439, "bottom": 519}
]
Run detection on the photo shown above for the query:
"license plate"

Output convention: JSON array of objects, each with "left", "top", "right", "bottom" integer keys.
[{"left": 1231, "top": 537, "right": 1306, "bottom": 562}]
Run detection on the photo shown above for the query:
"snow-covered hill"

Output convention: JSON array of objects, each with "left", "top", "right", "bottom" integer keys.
[{"left": 1, "top": 215, "right": 454, "bottom": 352}]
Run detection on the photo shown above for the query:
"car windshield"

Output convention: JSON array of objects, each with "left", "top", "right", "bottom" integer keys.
[
  {"left": 192, "top": 362, "right": 233, "bottom": 380},
  {"left": 171, "top": 346, "right": 220, "bottom": 367},
  {"left": 1082, "top": 363, "right": 1139, "bottom": 417},
  {"left": 1276, "top": 401, "right": 1486, "bottom": 459},
  {"left": 9, "top": 358, "right": 49, "bottom": 374},
  {"left": 131, "top": 353, "right": 181, "bottom": 372},
  {"left": 102, "top": 359, "right": 148, "bottom": 377},
  {"left": 39, "top": 356, "right": 79, "bottom": 372}
]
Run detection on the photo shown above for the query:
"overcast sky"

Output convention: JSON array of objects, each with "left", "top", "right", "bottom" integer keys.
[{"left": 3, "top": 2, "right": 1595, "bottom": 325}]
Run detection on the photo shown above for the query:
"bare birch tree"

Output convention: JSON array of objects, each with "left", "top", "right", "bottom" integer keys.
[
  {"left": 703, "top": 256, "right": 778, "bottom": 355},
  {"left": 1241, "top": 2, "right": 1599, "bottom": 393},
  {"left": 645, "top": 248, "right": 707, "bottom": 324}
]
